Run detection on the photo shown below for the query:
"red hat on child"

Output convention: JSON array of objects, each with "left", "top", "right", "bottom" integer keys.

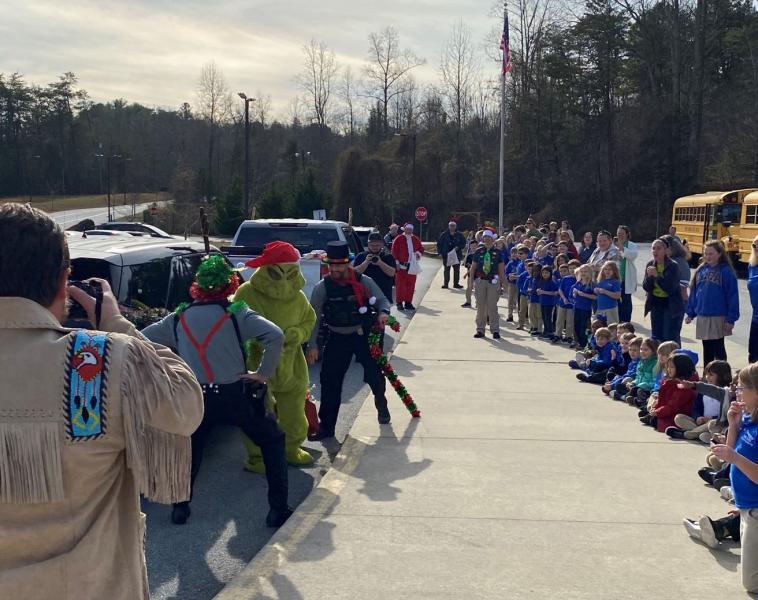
[{"left": 245, "top": 241, "right": 301, "bottom": 268}]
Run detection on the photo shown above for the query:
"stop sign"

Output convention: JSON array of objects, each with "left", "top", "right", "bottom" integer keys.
[{"left": 415, "top": 206, "right": 427, "bottom": 222}]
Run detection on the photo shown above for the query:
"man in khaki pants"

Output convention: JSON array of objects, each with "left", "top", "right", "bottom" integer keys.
[{"left": 470, "top": 228, "right": 505, "bottom": 339}]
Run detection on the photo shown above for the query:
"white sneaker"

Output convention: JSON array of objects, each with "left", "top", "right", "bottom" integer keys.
[
  {"left": 720, "top": 486, "right": 734, "bottom": 502},
  {"left": 699, "top": 432, "right": 712, "bottom": 444},
  {"left": 682, "top": 518, "right": 702, "bottom": 542},
  {"left": 697, "top": 516, "right": 720, "bottom": 549}
]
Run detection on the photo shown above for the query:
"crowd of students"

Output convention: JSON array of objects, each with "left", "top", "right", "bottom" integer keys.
[{"left": 455, "top": 217, "right": 758, "bottom": 594}]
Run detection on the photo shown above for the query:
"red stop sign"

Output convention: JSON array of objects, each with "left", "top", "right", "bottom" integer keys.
[{"left": 415, "top": 206, "right": 427, "bottom": 222}]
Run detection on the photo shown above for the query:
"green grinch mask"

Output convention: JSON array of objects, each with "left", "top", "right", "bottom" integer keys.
[{"left": 248, "top": 263, "right": 306, "bottom": 300}]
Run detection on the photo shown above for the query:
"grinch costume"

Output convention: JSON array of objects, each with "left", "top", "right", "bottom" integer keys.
[{"left": 234, "top": 242, "right": 317, "bottom": 469}]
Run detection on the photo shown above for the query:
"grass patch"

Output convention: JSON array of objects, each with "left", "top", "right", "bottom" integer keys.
[{"left": 1, "top": 192, "right": 169, "bottom": 213}]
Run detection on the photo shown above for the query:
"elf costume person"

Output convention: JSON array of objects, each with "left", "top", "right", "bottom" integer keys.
[{"left": 234, "top": 241, "right": 317, "bottom": 471}]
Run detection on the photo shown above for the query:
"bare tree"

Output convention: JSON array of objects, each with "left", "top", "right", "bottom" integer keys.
[
  {"left": 197, "top": 60, "right": 229, "bottom": 198},
  {"left": 339, "top": 65, "right": 359, "bottom": 142},
  {"left": 253, "top": 92, "right": 272, "bottom": 127},
  {"left": 297, "top": 39, "right": 338, "bottom": 127},
  {"left": 512, "top": 0, "right": 553, "bottom": 98},
  {"left": 363, "top": 26, "right": 426, "bottom": 135},
  {"left": 287, "top": 95, "right": 304, "bottom": 126},
  {"left": 440, "top": 20, "right": 479, "bottom": 147}
]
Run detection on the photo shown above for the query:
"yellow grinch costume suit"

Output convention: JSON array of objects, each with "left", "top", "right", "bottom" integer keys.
[{"left": 233, "top": 244, "right": 316, "bottom": 470}]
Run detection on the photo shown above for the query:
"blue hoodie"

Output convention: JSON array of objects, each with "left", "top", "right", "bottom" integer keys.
[
  {"left": 558, "top": 275, "right": 577, "bottom": 308},
  {"left": 590, "top": 342, "right": 615, "bottom": 369},
  {"left": 686, "top": 263, "right": 740, "bottom": 324},
  {"left": 749, "top": 265, "right": 758, "bottom": 323}
]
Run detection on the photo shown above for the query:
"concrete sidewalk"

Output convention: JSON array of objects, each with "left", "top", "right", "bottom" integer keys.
[{"left": 217, "top": 265, "right": 747, "bottom": 599}]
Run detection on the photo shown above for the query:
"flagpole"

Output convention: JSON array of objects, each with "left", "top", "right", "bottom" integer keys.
[{"left": 498, "top": 3, "right": 507, "bottom": 235}]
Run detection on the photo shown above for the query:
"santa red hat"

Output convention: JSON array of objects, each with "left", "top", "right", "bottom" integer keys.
[
  {"left": 482, "top": 227, "right": 498, "bottom": 239},
  {"left": 245, "top": 241, "right": 301, "bottom": 268}
]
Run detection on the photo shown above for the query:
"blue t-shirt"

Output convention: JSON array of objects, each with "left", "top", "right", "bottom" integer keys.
[
  {"left": 590, "top": 343, "right": 615, "bottom": 369},
  {"left": 538, "top": 279, "right": 559, "bottom": 306},
  {"left": 731, "top": 414, "right": 758, "bottom": 509},
  {"left": 749, "top": 265, "right": 758, "bottom": 323},
  {"left": 559, "top": 276, "right": 576, "bottom": 308},
  {"left": 596, "top": 278, "right": 621, "bottom": 311},
  {"left": 517, "top": 271, "right": 530, "bottom": 295},
  {"left": 538, "top": 255, "right": 554, "bottom": 268},
  {"left": 527, "top": 276, "right": 540, "bottom": 303},
  {"left": 505, "top": 259, "right": 521, "bottom": 282},
  {"left": 571, "top": 281, "right": 595, "bottom": 312}
]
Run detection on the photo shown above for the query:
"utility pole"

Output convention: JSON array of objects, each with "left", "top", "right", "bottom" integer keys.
[{"left": 238, "top": 93, "right": 256, "bottom": 216}]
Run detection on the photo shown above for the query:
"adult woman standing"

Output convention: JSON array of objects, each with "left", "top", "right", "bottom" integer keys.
[
  {"left": 560, "top": 220, "right": 575, "bottom": 242},
  {"left": 749, "top": 235, "right": 758, "bottom": 363},
  {"left": 642, "top": 238, "right": 685, "bottom": 345},
  {"left": 579, "top": 231, "right": 596, "bottom": 264},
  {"left": 615, "top": 225, "right": 638, "bottom": 323},
  {"left": 685, "top": 240, "right": 740, "bottom": 364},
  {"left": 661, "top": 234, "right": 690, "bottom": 338},
  {"left": 558, "top": 230, "right": 580, "bottom": 260}
]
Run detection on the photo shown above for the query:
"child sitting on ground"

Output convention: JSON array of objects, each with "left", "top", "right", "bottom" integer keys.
[
  {"left": 554, "top": 262, "right": 575, "bottom": 345},
  {"left": 666, "top": 360, "right": 733, "bottom": 440},
  {"left": 573, "top": 327, "right": 617, "bottom": 382},
  {"left": 621, "top": 337, "right": 659, "bottom": 404},
  {"left": 640, "top": 353, "right": 698, "bottom": 431},
  {"left": 605, "top": 335, "right": 641, "bottom": 397},
  {"left": 603, "top": 332, "right": 635, "bottom": 390},
  {"left": 637, "top": 341, "right": 679, "bottom": 410}
]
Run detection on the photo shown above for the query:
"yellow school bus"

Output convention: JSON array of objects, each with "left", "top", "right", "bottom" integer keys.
[
  {"left": 738, "top": 190, "right": 758, "bottom": 262},
  {"left": 671, "top": 189, "right": 757, "bottom": 262}
]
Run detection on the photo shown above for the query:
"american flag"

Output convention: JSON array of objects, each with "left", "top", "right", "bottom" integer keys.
[{"left": 500, "top": 11, "right": 512, "bottom": 75}]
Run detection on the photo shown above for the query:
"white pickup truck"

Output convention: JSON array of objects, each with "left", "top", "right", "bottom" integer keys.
[{"left": 222, "top": 219, "right": 365, "bottom": 299}]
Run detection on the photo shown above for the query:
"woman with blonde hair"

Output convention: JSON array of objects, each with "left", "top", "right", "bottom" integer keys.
[
  {"left": 749, "top": 235, "right": 758, "bottom": 363},
  {"left": 685, "top": 240, "right": 740, "bottom": 364}
]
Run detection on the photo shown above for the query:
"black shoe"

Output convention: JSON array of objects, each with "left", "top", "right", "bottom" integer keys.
[
  {"left": 698, "top": 467, "right": 717, "bottom": 486},
  {"left": 461, "top": 302, "right": 471, "bottom": 307},
  {"left": 639, "top": 414, "right": 653, "bottom": 426},
  {"left": 405, "top": 302, "right": 416, "bottom": 310},
  {"left": 453, "top": 284, "right": 464, "bottom": 289},
  {"left": 441, "top": 284, "right": 449, "bottom": 289},
  {"left": 713, "top": 478, "right": 731, "bottom": 491},
  {"left": 576, "top": 373, "right": 588, "bottom": 382},
  {"left": 493, "top": 332, "right": 501, "bottom": 339},
  {"left": 375, "top": 396, "right": 391, "bottom": 424},
  {"left": 474, "top": 331, "right": 485, "bottom": 338},
  {"left": 666, "top": 427, "right": 686, "bottom": 439},
  {"left": 506, "top": 315, "right": 514, "bottom": 322},
  {"left": 396, "top": 303, "right": 405, "bottom": 311},
  {"left": 310, "top": 429, "right": 335, "bottom": 441},
  {"left": 637, "top": 408, "right": 648, "bottom": 418},
  {"left": 266, "top": 506, "right": 294, "bottom": 528},
  {"left": 171, "top": 502, "right": 191, "bottom": 525}
]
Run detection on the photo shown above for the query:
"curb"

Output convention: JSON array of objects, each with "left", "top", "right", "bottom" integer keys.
[{"left": 213, "top": 262, "right": 441, "bottom": 599}]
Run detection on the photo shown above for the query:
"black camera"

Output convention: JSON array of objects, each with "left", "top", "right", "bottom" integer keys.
[
  {"left": 67, "top": 280, "right": 103, "bottom": 323},
  {"left": 370, "top": 255, "right": 380, "bottom": 264}
]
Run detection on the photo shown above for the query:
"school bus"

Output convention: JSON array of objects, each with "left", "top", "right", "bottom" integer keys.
[
  {"left": 671, "top": 189, "right": 757, "bottom": 263},
  {"left": 738, "top": 190, "right": 758, "bottom": 262}
]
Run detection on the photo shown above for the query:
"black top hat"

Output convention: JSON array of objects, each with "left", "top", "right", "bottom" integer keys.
[{"left": 326, "top": 241, "right": 350, "bottom": 263}]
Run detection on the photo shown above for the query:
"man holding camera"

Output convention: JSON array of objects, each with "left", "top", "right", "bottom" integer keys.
[
  {"left": 353, "top": 232, "right": 397, "bottom": 304},
  {"left": 0, "top": 203, "right": 203, "bottom": 600}
]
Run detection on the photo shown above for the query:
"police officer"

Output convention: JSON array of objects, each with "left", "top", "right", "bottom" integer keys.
[
  {"left": 306, "top": 241, "right": 391, "bottom": 439},
  {"left": 470, "top": 228, "right": 506, "bottom": 339},
  {"left": 142, "top": 255, "right": 292, "bottom": 528}
]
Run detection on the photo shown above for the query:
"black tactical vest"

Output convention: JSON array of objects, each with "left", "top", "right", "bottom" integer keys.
[{"left": 323, "top": 274, "right": 365, "bottom": 328}]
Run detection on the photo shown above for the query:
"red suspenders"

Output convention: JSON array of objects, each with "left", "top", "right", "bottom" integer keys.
[{"left": 178, "top": 311, "right": 231, "bottom": 382}]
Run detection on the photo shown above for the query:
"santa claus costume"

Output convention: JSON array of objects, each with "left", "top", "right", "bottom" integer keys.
[{"left": 391, "top": 223, "right": 424, "bottom": 310}]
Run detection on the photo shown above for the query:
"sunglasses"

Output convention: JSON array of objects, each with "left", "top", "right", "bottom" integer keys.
[{"left": 753, "top": 243, "right": 758, "bottom": 249}]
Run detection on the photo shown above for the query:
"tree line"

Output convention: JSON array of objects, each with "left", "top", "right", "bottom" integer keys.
[{"left": 1, "top": 1, "right": 757, "bottom": 238}]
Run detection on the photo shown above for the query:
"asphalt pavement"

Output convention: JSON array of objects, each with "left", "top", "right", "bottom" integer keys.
[{"left": 144, "top": 259, "right": 441, "bottom": 600}]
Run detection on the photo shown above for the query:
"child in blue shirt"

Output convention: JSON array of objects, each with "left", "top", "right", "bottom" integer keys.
[
  {"left": 571, "top": 264, "right": 597, "bottom": 349},
  {"left": 594, "top": 261, "right": 622, "bottom": 325},
  {"left": 555, "top": 261, "right": 577, "bottom": 345},
  {"left": 527, "top": 262, "right": 543, "bottom": 334},
  {"left": 536, "top": 266, "right": 559, "bottom": 339},
  {"left": 576, "top": 327, "right": 617, "bottom": 383},
  {"left": 504, "top": 247, "right": 521, "bottom": 323},
  {"left": 516, "top": 260, "right": 532, "bottom": 330},
  {"left": 605, "top": 335, "right": 642, "bottom": 397}
]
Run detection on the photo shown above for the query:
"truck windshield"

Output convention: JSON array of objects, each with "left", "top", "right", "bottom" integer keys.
[{"left": 235, "top": 226, "right": 340, "bottom": 254}]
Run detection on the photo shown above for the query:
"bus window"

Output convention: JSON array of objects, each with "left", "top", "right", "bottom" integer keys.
[{"left": 718, "top": 204, "right": 741, "bottom": 225}]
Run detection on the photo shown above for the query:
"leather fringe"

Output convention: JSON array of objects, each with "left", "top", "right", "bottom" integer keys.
[
  {"left": 0, "top": 421, "right": 64, "bottom": 503},
  {"left": 121, "top": 340, "right": 192, "bottom": 505}
]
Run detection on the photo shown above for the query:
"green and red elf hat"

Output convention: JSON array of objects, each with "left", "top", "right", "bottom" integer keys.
[{"left": 189, "top": 254, "right": 241, "bottom": 301}]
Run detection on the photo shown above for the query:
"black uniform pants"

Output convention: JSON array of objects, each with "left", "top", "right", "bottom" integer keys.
[
  {"left": 184, "top": 381, "right": 288, "bottom": 511},
  {"left": 319, "top": 331, "right": 386, "bottom": 435}
]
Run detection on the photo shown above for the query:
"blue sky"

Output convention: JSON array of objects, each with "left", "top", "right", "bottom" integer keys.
[{"left": 0, "top": 0, "right": 500, "bottom": 115}]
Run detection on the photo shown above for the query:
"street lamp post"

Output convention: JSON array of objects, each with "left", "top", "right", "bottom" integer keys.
[
  {"left": 104, "top": 154, "right": 121, "bottom": 222},
  {"left": 238, "top": 93, "right": 256, "bottom": 216}
]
